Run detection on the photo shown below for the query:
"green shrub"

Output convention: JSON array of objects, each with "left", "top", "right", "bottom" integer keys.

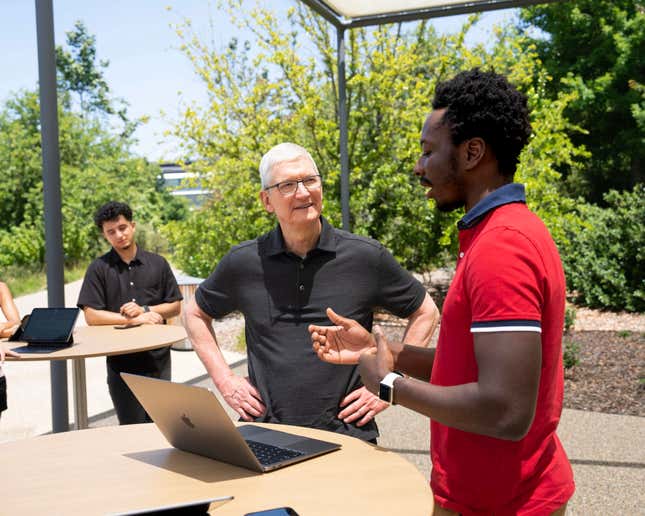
[
  {"left": 559, "top": 185, "right": 644, "bottom": 312},
  {"left": 564, "top": 304, "right": 577, "bottom": 333},
  {"left": 563, "top": 338, "right": 580, "bottom": 369}
]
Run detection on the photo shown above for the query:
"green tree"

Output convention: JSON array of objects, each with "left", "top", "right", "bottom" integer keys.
[
  {"left": 520, "top": 1, "right": 645, "bottom": 203},
  {"left": 0, "top": 89, "right": 185, "bottom": 267},
  {"left": 0, "top": 23, "right": 187, "bottom": 270},
  {"left": 164, "top": 2, "right": 585, "bottom": 278},
  {"left": 56, "top": 20, "right": 111, "bottom": 115},
  {"left": 56, "top": 20, "right": 140, "bottom": 138},
  {"left": 560, "top": 185, "right": 644, "bottom": 312}
]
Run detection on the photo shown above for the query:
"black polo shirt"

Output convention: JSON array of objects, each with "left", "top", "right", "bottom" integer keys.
[
  {"left": 77, "top": 247, "right": 182, "bottom": 371},
  {"left": 196, "top": 217, "right": 426, "bottom": 441}
]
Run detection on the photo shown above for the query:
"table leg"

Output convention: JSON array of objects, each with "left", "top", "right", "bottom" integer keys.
[{"left": 72, "top": 358, "right": 88, "bottom": 430}]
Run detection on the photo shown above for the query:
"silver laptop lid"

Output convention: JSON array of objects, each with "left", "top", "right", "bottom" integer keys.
[{"left": 121, "top": 373, "right": 263, "bottom": 471}]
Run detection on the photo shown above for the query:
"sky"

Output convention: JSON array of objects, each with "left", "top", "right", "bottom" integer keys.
[{"left": 0, "top": 0, "right": 516, "bottom": 161}]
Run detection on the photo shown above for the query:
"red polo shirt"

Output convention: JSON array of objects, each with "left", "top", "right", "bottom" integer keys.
[{"left": 431, "top": 184, "right": 575, "bottom": 515}]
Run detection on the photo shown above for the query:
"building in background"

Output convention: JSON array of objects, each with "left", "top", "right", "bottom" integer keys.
[{"left": 159, "top": 162, "right": 210, "bottom": 208}]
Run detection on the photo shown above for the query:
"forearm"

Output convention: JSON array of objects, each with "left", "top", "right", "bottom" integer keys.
[
  {"left": 184, "top": 311, "right": 234, "bottom": 391},
  {"left": 393, "top": 377, "right": 532, "bottom": 441},
  {"left": 0, "top": 282, "right": 20, "bottom": 323},
  {"left": 401, "top": 293, "right": 439, "bottom": 347},
  {"left": 150, "top": 301, "right": 181, "bottom": 320},
  {"left": 83, "top": 307, "right": 130, "bottom": 326},
  {"left": 394, "top": 344, "right": 435, "bottom": 381},
  {"left": 0, "top": 322, "right": 19, "bottom": 339}
]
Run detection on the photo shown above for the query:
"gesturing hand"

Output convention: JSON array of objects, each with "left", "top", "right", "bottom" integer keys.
[
  {"left": 309, "top": 308, "right": 375, "bottom": 365},
  {"left": 220, "top": 375, "right": 266, "bottom": 421},
  {"left": 359, "top": 325, "right": 396, "bottom": 394},
  {"left": 338, "top": 386, "right": 388, "bottom": 427}
]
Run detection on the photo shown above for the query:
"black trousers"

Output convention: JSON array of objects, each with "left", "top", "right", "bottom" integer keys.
[
  {"left": 106, "top": 347, "right": 171, "bottom": 425},
  {"left": 0, "top": 375, "right": 7, "bottom": 414}
]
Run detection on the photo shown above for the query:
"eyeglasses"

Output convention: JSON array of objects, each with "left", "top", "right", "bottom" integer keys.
[{"left": 264, "top": 174, "right": 322, "bottom": 196}]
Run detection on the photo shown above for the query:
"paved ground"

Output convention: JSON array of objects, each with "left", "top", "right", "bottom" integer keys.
[{"left": 2, "top": 282, "right": 644, "bottom": 513}]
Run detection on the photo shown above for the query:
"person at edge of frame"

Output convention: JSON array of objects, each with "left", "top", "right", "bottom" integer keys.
[{"left": 0, "top": 281, "right": 21, "bottom": 419}]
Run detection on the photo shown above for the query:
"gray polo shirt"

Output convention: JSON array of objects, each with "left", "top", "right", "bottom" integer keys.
[{"left": 196, "top": 217, "right": 426, "bottom": 440}]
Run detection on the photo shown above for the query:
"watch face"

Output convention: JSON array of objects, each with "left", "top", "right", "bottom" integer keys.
[{"left": 379, "top": 383, "right": 392, "bottom": 404}]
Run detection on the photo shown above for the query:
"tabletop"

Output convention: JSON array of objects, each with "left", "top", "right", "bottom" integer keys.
[
  {"left": 0, "top": 422, "right": 434, "bottom": 515},
  {"left": 4, "top": 324, "right": 187, "bottom": 360}
]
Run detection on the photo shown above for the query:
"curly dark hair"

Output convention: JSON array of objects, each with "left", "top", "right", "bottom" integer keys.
[
  {"left": 94, "top": 201, "right": 133, "bottom": 230},
  {"left": 432, "top": 69, "right": 532, "bottom": 177}
]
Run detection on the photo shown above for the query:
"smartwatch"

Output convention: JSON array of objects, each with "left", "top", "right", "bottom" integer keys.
[{"left": 378, "top": 371, "right": 403, "bottom": 405}]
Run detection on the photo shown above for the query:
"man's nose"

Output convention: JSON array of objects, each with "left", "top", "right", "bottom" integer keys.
[
  {"left": 294, "top": 180, "right": 309, "bottom": 195},
  {"left": 413, "top": 158, "right": 423, "bottom": 177}
]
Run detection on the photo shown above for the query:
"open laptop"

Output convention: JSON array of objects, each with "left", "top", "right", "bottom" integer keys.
[
  {"left": 121, "top": 373, "right": 341, "bottom": 473},
  {"left": 8, "top": 307, "right": 80, "bottom": 353}
]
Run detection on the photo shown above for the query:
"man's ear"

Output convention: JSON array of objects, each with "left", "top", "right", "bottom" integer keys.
[
  {"left": 464, "top": 137, "right": 486, "bottom": 170},
  {"left": 259, "top": 190, "right": 274, "bottom": 213}
]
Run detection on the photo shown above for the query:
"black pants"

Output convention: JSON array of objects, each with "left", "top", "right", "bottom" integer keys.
[
  {"left": 0, "top": 375, "right": 7, "bottom": 415},
  {"left": 106, "top": 347, "right": 171, "bottom": 425}
]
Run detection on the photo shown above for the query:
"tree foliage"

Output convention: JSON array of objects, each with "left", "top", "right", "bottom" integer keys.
[
  {"left": 56, "top": 21, "right": 111, "bottom": 116},
  {"left": 520, "top": 0, "right": 645, "bottom": 203},
  {"left": 165, "top": 2, "right": 585, "bottom": 279},
  {"left": 0, "top": 23, "right": 186, "bottom": 269},
  {"left": 56, "top": 20, "right": 140, "bottom": 138},
  {"left": 560, "top": 185, "right": 644, "bottom": 312}
]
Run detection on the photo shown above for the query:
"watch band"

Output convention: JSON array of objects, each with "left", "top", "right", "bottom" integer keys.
[{"left": 379, "top": 371, "right": 403, "bottom": 405}]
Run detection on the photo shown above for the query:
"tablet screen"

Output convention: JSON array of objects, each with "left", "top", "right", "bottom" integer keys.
[{"left": 21, "top": 308, "right": 80, "bottom": 343}]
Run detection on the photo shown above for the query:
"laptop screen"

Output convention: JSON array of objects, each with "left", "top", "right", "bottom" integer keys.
[{"left": 21, "top": 308, "right": 80, "bottom": 343}]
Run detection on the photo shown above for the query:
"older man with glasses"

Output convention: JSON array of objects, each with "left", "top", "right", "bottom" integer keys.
[{"left": 184, "top": 142, "right": 439, "bottom": 442}]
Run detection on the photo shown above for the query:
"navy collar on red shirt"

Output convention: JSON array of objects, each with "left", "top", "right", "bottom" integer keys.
[{"left": 457, "top": 183, "right": 526, "bottom": 230}]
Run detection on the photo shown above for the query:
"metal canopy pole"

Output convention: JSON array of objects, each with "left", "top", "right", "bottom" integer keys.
[
  {"left": 35, "top": 0, "right": 69, "bottom": 433},
  {"left": 336, "top": 26, "right": 350, "bottom": 231}
]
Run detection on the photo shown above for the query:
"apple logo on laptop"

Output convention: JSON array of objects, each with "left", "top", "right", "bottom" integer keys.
[{"left": 181, "top": 413, "right": 195, "bottom": 429}]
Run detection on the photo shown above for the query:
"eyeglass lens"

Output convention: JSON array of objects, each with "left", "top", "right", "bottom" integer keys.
[{"left": 276, "top": 175, "right": 321, "bottom": 195}]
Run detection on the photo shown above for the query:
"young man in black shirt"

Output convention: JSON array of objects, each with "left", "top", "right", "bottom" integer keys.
[{"left": 77, "top": 201, "right": 182, "bottom": 424}]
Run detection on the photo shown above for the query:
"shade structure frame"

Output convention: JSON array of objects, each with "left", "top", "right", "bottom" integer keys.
[{"left": 299, "top": 0, "right": 562, "bottom": 28}]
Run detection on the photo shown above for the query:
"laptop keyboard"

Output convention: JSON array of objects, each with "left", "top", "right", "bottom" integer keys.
[{"left": 246, "top": 439, "right": 304, "bottom": 466}]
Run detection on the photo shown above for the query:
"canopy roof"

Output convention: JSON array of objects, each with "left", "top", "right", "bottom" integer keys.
[{"left": 299, "top": 0, "right": 558, "bottom": 27}]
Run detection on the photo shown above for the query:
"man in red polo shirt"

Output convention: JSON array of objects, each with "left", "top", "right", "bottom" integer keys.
[{"left": 309, "top": 69, "right": 575, "bottom": 515}]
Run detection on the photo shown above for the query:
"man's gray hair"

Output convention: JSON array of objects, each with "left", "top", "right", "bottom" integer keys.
[{"left": 259, "top": 142, "right": 319, "bottom": 189}]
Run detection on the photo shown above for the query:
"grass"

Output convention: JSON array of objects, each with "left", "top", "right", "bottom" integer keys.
[
  {"left": 0, "top": 262, "right": 89, "bottom": 298},
  {"left": 234, "top": 330, "right": 247, "bottom": 353}
]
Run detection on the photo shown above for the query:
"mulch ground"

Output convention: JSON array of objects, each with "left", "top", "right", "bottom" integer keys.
[{"left": 564, "top": 330, "right": 644, "bottom": 417}]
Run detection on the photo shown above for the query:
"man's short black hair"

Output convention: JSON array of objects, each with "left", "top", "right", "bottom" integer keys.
[
  {"left": 432, "top": 68, "right": 532, "bottom": 177},
  {"left": 94, "top": 201, "right": 133, "bottom": 230}
]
